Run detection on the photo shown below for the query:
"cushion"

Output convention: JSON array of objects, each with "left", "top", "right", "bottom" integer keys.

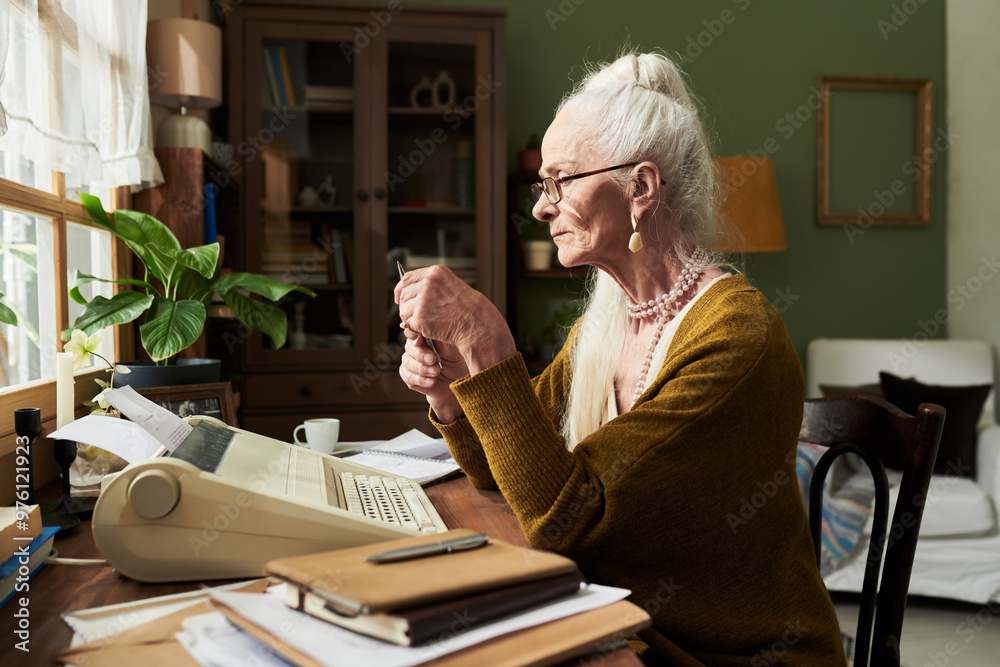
[
  {"left": 819, "top": 382, "right": 885, "bottom": 400},
  {"left": 861, "top": 471, "right": 997, "bottom": 538},
  {"left": 879, "top": 372, "right": 992, "bottom": 478}
]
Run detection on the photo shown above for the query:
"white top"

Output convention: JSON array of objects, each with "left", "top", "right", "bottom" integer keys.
[{"left": 606, "top": 273, "right": 733, "bottom": 421}]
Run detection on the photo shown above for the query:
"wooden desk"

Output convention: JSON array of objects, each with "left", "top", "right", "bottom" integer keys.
[{"left": 0, "top": 477, "right": 640, "bottom": 666}]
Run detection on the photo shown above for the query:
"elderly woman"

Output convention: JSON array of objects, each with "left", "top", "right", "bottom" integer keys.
[{"left": 395, "top": 52, "right": 844, "bottom": 665}]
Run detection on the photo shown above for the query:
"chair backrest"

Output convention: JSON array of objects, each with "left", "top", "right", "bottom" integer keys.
[{"left": 800, "top": 396, "right": 945, "bottom": 667}]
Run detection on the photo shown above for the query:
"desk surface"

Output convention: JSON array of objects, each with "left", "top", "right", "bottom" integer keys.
[{"left": 0, "top": 476, "right": 640, "bottom": 666}]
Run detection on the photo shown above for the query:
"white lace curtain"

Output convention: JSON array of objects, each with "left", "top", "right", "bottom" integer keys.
[{"left": 0, "top": 0, "right": 162, "bottom": 191}]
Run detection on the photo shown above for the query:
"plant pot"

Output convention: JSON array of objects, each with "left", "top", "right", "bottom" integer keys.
[
  {"left": 523, "top": 240, "right": 555, "bottom": 271},
  {"left": 114, "top": 359, "right": 222, "bottom": 389}
]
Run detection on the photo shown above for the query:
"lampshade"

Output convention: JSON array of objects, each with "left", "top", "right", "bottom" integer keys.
[
  {"left": 712, "top": 156, "right": 786, "bottom": 253},
  {"left": 146, "top": 18, "right": 222, "bottom": 108}
]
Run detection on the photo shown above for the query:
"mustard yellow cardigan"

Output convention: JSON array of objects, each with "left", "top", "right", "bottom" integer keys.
[{"left": 433, "top": 274, "right": 845, "bottom": 666}]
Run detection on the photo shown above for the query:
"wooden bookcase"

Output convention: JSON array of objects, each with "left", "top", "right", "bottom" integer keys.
[{"left": 226, "top": 2, "right": 506, "bottom": 441}]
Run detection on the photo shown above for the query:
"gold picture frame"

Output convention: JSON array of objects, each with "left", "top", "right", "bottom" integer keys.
[
  {"left": 816, "top": 75, "right": 932, "bottom": 226},
  {"left": 135, "top": 382, "right": 238, "bottom": 427}
]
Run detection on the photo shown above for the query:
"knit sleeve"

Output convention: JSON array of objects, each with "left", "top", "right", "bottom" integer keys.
[
  {"left": 448, "top": 287, "right": 795, "bottom": 557},
  {"left": 431, "top": 338, "right": 574, "bottom": 490}
]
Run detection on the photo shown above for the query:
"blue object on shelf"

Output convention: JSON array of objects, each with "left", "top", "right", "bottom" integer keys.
[{"left": 205, "top": 183, "right": 218, "bottom": 245}]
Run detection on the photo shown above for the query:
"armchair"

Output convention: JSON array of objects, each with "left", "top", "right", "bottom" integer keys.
[{"left": 805, "top": 338, "right": 1000, "bottom": 604}]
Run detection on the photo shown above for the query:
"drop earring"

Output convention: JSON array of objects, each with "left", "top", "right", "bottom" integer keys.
[{"left": 629, "top": 213, "right": 643, "bottom": 253}]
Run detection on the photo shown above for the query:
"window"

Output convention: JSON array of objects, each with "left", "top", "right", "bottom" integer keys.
[{"left": 0, "top": 0, "right": 157, "bottom": 488}]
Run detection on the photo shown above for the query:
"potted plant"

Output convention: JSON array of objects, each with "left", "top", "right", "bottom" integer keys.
[
  {"left": 518, "top": 133, "right": 542, "bottom": 175},
  {"left": 64, "top": 193, "right": 314, "bottom": 388},
  {"left": 0, "top": 292, "right": 16, "bottom": 326}
]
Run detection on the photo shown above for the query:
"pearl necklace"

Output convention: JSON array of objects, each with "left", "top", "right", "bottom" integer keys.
[{"left": 626, "top": 250, "right": 706, "bottom": 406}]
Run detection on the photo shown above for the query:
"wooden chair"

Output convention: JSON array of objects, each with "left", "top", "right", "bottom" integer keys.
[{"left": 799, "top": 396, "right": 945, "bottom": 666}]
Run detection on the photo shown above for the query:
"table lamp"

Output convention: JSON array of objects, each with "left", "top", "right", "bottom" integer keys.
[
  {"left": 146, "top": 18, "right": 222, "bottom": 154},
  {"left": 712, "top": 156, "right": 786, "bottom": 253}
]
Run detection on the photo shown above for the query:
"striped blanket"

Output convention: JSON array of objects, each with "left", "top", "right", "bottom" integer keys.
[{"left": 795, "top": 442, "right": 877, "bottom": 577}]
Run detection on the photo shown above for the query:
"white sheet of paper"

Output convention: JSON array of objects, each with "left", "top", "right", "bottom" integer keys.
[
  {"left": 371, "top": 428, "right": 451, "bottom": 461},
  {"left": 62, "top": 579, "right": 267, "bottom": 648},
  {"left": 48, "top": 415, "right": 163, "bottom": 463},
  {"left": 178, "top": 612, "right": 291, "bottom": 667},
  {"left": 105, "top": 385, "right": 193, "bottom": 452},
  {"left": 211, "top": 583, "right": 630, "bottom": 667}
]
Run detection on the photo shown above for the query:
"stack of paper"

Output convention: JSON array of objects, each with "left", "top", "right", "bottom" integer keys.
[
  {"left": 54, "top": 535, "right": 651, "bottom": 666},
  {"left": 344, "top": 430, "right": 460, "bottom": 485}
]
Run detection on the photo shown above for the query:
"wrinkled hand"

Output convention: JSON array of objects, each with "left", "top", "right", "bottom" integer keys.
[
  {"left": 395, "top": 266, "right": 516, "bottom": 421},
  {"left": 398, "top": 329, "right": 468, "bottom": 422}
]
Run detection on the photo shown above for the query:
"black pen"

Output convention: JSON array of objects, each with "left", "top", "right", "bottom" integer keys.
[
  {"left": 396, "top": 260, "right": 444, "bottom": 370},
  {"left": 366, "top": 533, "right": 489, "bottom": 564}
]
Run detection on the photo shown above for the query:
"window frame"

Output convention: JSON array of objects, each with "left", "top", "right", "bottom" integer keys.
[{"left": 0, "top": 0, "right": 137, "bottom": 502}]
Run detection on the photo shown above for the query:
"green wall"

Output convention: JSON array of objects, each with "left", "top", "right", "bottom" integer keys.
[{"left": 411, "top": 0, "right": 948, "bottom": 359}]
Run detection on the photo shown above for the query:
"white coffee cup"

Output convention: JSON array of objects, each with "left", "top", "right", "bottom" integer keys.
[{"left": 293, "top": 418, "right": 341, "bottom": 454}]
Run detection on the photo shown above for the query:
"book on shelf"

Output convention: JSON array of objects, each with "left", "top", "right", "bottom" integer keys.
[
  {"left": 1, "top": 504, "right": 42, "bottom": 563},
  {"left": 266, "top": 272, "right": 329, "bottom": 287},
  {"left": 323, "top": 227, "right": 349, "bottom": 285},
  {"left": 262, "top": 49, "right": 280, "bottom": 105},
  {"left": 268, "top": 46, "right": 288, "bottom": 106},
  {"left": 1, "top": 526, "right": 58, "bottom": 608},
  {"left": 263, "top": 529, "right": 584, "bottom": 646},
  {"left": 262, "top": 248, "right": 324, "bottom": 262},
  {"left": 276, "top": 46, "right": 296, "bottom": 106},
  {"left": 304, "top": 85, "right": 354, "bottom": 102},
  {"left": 341, "top": 231, "right": 355, "bottom": 281}
]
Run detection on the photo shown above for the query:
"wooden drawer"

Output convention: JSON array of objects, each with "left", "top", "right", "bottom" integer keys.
[
  {"left": 243, "top": 408, "right": 436, "bottom": 443},
  {"left": 243, "top": 369, "right": 417, "bottom": 408}
]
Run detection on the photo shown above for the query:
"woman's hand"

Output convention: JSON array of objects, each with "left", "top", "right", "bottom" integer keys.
[
  {"left": 395, "top": 265, "right": 516, "bottom": 381},
  {"left": 398, "top": 329, "right": 467, "bottom": 422}
]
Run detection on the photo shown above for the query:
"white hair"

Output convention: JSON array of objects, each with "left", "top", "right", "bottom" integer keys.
[{"left": 557, "top": 51, "right": 726, "bottom": 450}]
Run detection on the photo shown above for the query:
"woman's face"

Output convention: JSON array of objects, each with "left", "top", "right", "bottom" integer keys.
[{"left": 531, "top": 111, "right": 631, "bottom": 269}]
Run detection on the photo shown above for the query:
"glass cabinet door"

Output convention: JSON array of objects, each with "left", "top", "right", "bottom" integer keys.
[
  {"left": 376, "top": 32, "right": 485, "bottom": 350},
  {"left": 245, "top": 22, "right": 370, "bottom": 365}
]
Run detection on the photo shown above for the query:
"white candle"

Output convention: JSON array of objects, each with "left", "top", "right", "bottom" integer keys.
[{"left": 56, "top": 351, "right": 75, "bottom": 428}]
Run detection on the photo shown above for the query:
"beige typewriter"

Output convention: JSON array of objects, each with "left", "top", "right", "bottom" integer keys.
[{"left": 92, "top": 417, "right": 448, "bottom": 582}]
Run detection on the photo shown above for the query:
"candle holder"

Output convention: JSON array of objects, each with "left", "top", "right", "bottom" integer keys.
[
  {"left": 39, "top": 439, "right": 95, "bottom": 521},
  {"left": 14, "top": 408, "right": 82, "bottom": 530},
  {"left": 13, "top": 408, "right": 41, "bottom": 505}
]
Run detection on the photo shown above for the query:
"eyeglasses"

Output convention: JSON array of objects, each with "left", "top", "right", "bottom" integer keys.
[{"left": 530, "top": 162, "right": 638, "bottom": 205}]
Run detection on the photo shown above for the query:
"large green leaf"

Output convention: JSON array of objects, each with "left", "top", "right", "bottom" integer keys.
[
  {"left": 224, "top": 290, "right": 288, "bottom": 350},
  {"left": 212, "top": 272, "right": 316, "bottom": 301},
  {"left": 112, "top": 209, "right": 182, "bottom": 282},
  {"left": 112, "top": 209, "right": 181, "bottom": 251},
  {"left": 139, "top": 297, "right": 206, "bottom": 361},
  {"left": 0, "top": 292, "right": 16, "bottom": 326},
  {"left": 3, "top": 299, "right": 37, "bottom": 346},
  {"left": 174, "top": 266, "right": 218, "bottom": 305},
  {"left": 0, "top": 242, "right": 37, "bottom": 272},
  {"left": 68, "top": 270, "right": 156, "bottom": 305},
  {"left": 152, "top": 243, "right": 220, "bottom": 280},
  {"left": 144, "top": 244, "right": 183, "bottom": 287},
  {"left": 63, "top": 291, "right": 154, "bottom": 339},
  {"left": 78, "top": 192, "right": 118, "bottom": 234}
]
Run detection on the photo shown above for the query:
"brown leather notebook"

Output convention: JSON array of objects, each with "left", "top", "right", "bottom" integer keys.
[
  {"left": 215, "top": 598, "right": 652, "bottom": 667},
  {"left": 265, "top": 528, "right": 581, "bottom": 613},
  {"left": 289, "top": 571, "right": 583, "bottom": 645}
]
